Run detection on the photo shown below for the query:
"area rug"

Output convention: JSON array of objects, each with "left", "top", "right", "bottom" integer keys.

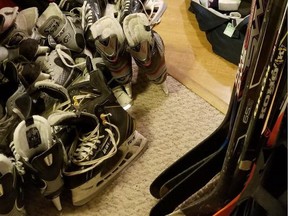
[{"left": 25, "top": 71, "right": 225, "bottom": 216}]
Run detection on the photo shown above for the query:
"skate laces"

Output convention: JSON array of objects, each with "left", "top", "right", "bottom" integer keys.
[
  {"left": 118, "top": 0, "right": 131, "bottom": 20},
  {"left": 55, "top": 44, "right": 86, "bottom": 69},
  {"left": 65, "top": 113, "right": 120, "bottom": 176},
  {"left": 138, "top": 0, "right": 164, "bottom": 26},
  {"left": 9, "top": 142, "right": 25, "bottom": 176},
  {"left": 52, "top": 93, "right": 97, "bottom": 112},
  {"left": 81, "top": 1, "right": 94, "bottom": 31}
]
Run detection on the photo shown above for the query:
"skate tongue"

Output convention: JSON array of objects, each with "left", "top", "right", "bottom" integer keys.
[
  {"left": 123, "top": 13, "right": 153, "bottom": 47},
  {"left": 34, "top": 80, "right": 70, "bottom": 102},
  {"left": 0, "top": 6, "right": 19, "bottom": 33},
  {"left": 48, "top": 111, "right": 98, "bottom": 133},
  {"left": 90, "top": 16, "right": 125, "bottom": 44},
  {"left": 16, "top": 7, "right": 39, "bottom": 35},
  {"left": 13, "top": 116, "right": 52, "bottom": 160},
  {"left": 36, "top": 3, "right": 65, "bottom": 35}
]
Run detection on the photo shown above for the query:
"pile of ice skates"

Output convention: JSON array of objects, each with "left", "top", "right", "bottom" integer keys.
[{"left": 0, "top": 0, "right": 167, "bottom": 215}]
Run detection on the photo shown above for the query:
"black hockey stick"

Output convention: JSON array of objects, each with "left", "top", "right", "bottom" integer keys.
[
  {"left": 149, "top": 0, "right": 263, "bottom": 197},
  {"left": 230, "top": 119, "right": 287, "bottom": 216},
  {"left": 149, "top": 0, "right": 285, "bottom": 215},
  {"left": 228, "top": 22, "right": 287, "bottom": 199},
  {"left": 210, "top": 55, "right": 287, "bottom": 216},
  {"left": 173, "top": 1, "right": 287, "bottom": 215},
  {"left": 149, "top": 0, "right": 266, "bottom": 204}
]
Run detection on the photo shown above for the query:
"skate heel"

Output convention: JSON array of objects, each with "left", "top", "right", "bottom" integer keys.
[{"left": 71, "top": 130, "right": 148, "bottom": 206}]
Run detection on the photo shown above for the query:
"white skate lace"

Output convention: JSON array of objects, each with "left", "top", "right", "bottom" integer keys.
[
  {"left": 55, "top": 44, "right": 86, "bottom": 69},
  {"left": 122, "top": 0, "right": 131, "bottom": 15},
  {"left": 64, "top": 113, "right": 120, "bottom": 176},
  {"left": 41, "top": 44, "right": 85, "bottom": 78},
  {"left": 81, "top": 1, "right": 94, "bottom": 31},
  {"left": 137, "top": 0, "right": 165, "bottom": 26},
  {"left": 9, "top": 141, "right": 26, "bottom": 176}
]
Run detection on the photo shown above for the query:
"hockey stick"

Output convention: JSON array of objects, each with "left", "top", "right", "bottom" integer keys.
[
  {"left": 230, "top": 126, "right": 287, "bottom": 216},
  {"left": 213, "top": 63, "right": 287, "bottom": 216},
  {"left": 149, "top": 0, "right": 264, "bottom": 197},
  {"left": 172, "top": 1, "right": 287, "bottom": 215},
  {"left": 149, "top": 0, "right": 265, "bottom": 206},
  {"left": 149, "top": 0, "right": 285, "bottom": 214}
]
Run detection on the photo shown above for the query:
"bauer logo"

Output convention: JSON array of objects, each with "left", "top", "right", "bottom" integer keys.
[
  {"left": 63, "top": 34, "right": 72, "bottom": 44},
  {"left": 44, "top": 19, "right": 60, "bottom": 34},
  {"left": 55, "top": 26, "right": 71, "bottom": 44}
]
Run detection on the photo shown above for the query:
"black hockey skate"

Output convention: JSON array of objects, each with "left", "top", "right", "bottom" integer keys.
[{"left": 48, "top": 57, "right": 148, "bottom": 206}]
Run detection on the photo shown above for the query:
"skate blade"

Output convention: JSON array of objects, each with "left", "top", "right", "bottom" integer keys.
[
  {"left": 160, "top": 80, "right": 169, "bottom": 95},
  {"left": 52, "top": 196, "right": 62, "bottom": 211},
  {"left": 70, "top": 130, "right": 148, "bottom": 206},
  {"left": 124, "top": 82, "right": 133, "bottom": 98},
  {"left": 113, "top": 85, "right": 134, "bottom": 110}
]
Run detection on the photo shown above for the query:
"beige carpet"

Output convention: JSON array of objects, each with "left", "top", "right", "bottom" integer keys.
[{"left": 25, "top": 72, "right": 225, "bottom": 216}]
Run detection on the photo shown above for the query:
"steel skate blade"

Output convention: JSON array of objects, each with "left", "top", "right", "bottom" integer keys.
[
  {"left": 160, "top": 81, "right": 169, "bottom": 95},
  {"left": 124, "top": 82, "right": 132, "bottom": 98},
  {"left": 112, "top": 85, "right": 133, "bottom": 110},
  {"left": 52, "top": 196, "right": 62, "bottom": 211}
]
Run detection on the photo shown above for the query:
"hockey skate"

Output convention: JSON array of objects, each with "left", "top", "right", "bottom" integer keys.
[
  {"left": 123, "top": 13, "right": 168, "bottom": 94},
  {"left": 36, "top": 2, "right": 85, "bottom": 53},
  {"left": 0, "top": 153, "right": 26, "bottom": 216},
  {"left": 12, "top": 115, "right": 65, "bottom": 211},
  {"left": 48, "top": 57, "right": 148, "bottom": 206},
  {"left": 0, "top": 6, "right": 19, "bottom": 34},
  {"left": 0, "top": 7, "right": 39, "bottom": 48},
  {"left": 35, "top": 44, "right": 82, "bottom": 88},
  {"left": 89, "top": 16, "right": 133, "bottom": 109}
]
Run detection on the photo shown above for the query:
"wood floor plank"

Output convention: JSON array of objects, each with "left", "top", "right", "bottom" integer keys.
[{"left": 154, "top": 0, "right": 238, "bottom": 113}]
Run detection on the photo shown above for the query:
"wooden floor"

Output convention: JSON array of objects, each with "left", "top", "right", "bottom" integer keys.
[{"left": 154, "top": 0, "right": 238, "bottom": 113}]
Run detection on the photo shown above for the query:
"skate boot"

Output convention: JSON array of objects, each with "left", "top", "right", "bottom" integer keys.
[
  {"left": 0, "top": 153, "right": 26, "bottom": 216},
  {"left": 0, "top": 62, "right": 19, "bottom": 118},
  {"left": 18, "top": 38, "right": 50, "bottom": 61},
  {"left": 36, "top": 2, "right": 85, "bottom": 53},
  {"left": 0, "top": 7, "right": 38, "bottom": 48},
  {"left": 123, "top": 13, "right": 168, "bottom": 94},
  {"left": 0, "top": 60, "right": 49, "bottom": 155},
  {"left": 48, "top": 56, "right": 148, "bottom": 206},
  {"left": 6, "top": 58, "right": 50, "bottom": 94},
  {"left": 90, "top": 16, "right": 133, "bottom": 108},
  {"left": 0, "top": 6, "right": 19, "bottom": 34},
  {"left": 12, "top": 115, "right": 65, "bottom": 211},
  {"left": 35, "top": 44, "right": 83, "bottom": 88}
]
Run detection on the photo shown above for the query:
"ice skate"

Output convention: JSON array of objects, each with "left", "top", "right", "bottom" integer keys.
[
  {"left": 12, "top": 115, "right": 65, "bottom": 211},
  {"left": 0, "top": 153, "right": 26, "bottom": 216},
  {"left": 47, "top": 57, "right": 148, "bottom": 206},
  {"left": 36, "top": 2, "right": 85, "bottom": 53},
  {"left": 123, "top": 13, "right": 168, "bottom": 94},
  {"left": 90, "top": 16, "right": 133, "bottom": 107}
]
